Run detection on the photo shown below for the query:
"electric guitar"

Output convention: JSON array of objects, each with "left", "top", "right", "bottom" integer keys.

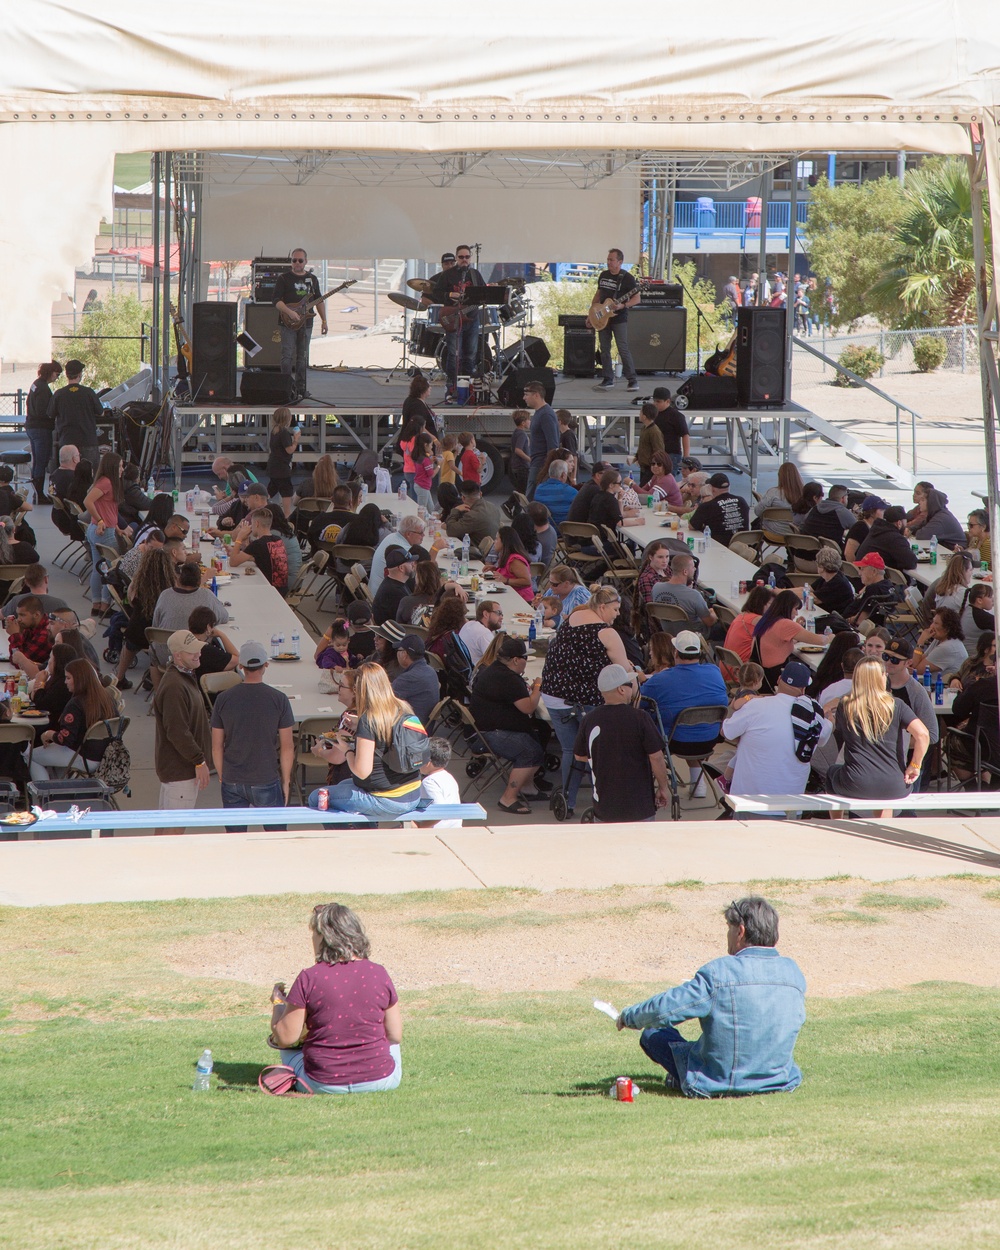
[
  {"left": 168, "top": 302, "right": 192, "bottom": 375},
  {"left": 278, "top": 278, "right": 357, "bottom": 330},
  {"left": 704, "top": 330, "right": 737, "bottom": 378},
  {"left": 587, "top": 297, "right": 631, "bottom": 333}
]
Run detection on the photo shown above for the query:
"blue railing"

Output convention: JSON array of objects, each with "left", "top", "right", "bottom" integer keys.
[{"left": 672, "top": 200, "right": 809, "bottom": 247}]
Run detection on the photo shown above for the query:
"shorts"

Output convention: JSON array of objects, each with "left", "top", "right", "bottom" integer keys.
[
  {"left": 158, "top": 778, "right": 201, "bottom": 810},
  {"left": 267, "top": 476, "right": 295, "bottom": 499}
]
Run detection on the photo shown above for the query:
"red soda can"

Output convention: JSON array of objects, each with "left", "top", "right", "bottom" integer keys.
[
  {"left": 615, "top": 1076, "right": 634, "bottom": 1102},
  {"left": 739, "top": 580, "right": 748, "bottom": 594},
  {"left": 317, "top": 788, "right": 329, "bottom": 811}
]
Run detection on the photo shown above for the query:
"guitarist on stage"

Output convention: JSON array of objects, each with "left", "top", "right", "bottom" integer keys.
[
  {"left": 589, "top": 248, "right": 641, "bottom": 392},
  {"left": 272, "top": 248, "right": 329, "bottom": 401},
  {"left": 429, "top": 244, "right": 485, "bottom": 404}
]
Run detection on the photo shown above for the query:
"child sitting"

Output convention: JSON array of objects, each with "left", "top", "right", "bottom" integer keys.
[
  {"left": 345, "top": 601, "right": 377, "bottom": 664},
  {"left": 538, "top": 595, "right": 562, "bottom": 628},
  {"left": 419, "top": 736, "right": 462, "bottom": 828},
  {"left": 315, "top": 619, "right": 351, "bottom": 669}
]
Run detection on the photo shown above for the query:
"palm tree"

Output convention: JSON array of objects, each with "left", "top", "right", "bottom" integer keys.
[{"left": 869, "top": 160, "right": 990, "bottom": 327}]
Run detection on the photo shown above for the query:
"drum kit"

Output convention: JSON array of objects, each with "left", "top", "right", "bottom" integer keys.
[{"left": 388, "top": 276, "right": 532, "bottom": 396}]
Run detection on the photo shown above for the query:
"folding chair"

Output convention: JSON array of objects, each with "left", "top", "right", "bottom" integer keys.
[
  {"left": 199, "top": 670, "right": 242, "bottom": 711},
  {"left": 599, "top": 526, "right": 640, "bottom": 590},
  {"left": 555, "top": 521, "right": 605, "bottom": 571},
  {"left": 439, "top": 701, "right": 510, "bottom": 801},
  {"left": 728, "top": 530, "right": 765, "bottom": 563},
  {"left": 645, "top": 601, "right": 695, "bottom": 638},
  {"left": 760, "top": 506, "right": 795, "bottom": 551},
  {"left": 783, "top": 533, "right": 823, "bottom": 573},
  {"left": 0, "top": 575, "right": 26, "bottom": 607},
  {"left": 667, "top": 705, "right": 729, "bottom": 800},
  {"left": 66, "top": 717, "right": 131, "bottom": 806},
  {"left": 884, "top": 565, "right": 910, "bottom": 588},
  {"left": 293, "top": 714, "right": 341, "bottom": 802},
  {"left": 49, "top": 497, "right": 91, "bottom": 574},
  {"left": 287, "top": 550, "right": 329, "bottom": 606},
  {"left": 713, "top": 603, "right": 737, "bottom": 629},
  {"left": 714, "top": 645, "right": 745, "bottom": 680},
  {"left": 0, "top": 565, "right": 30, "bottom": 604},
  {"left": 0, "top": 723, "right": 33, "bottom": 784},
  {"left": 295, "top": 497, "right": 331, "bottom": 541}
]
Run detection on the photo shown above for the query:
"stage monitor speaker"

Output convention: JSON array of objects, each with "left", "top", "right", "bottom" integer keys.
[
  {"left": 498, "top": 335, "right": 551, "bottom": 372},
  {"left": 498, "top": 366, "right": 555, "bottom": 407},
  {"left": 629, "top": 306, "right": 687, "bottom": 374},
  {"left": 240, "top": 371, "right": 296, "bottom": 405},
  {"left": 191, "top": 302, "right": 238, "bottom": 401},
  {"left": 242, "top": 303, "right": 283, "bottom": 369},
  {"left": 674, "top": 374, "right": 738, "bottom": 410},
  {"left": 562, "top": 327, "right": 597, "bottom": 377},
  {"left": 736, "top": 306, "right": 787, "bottom": 406}
]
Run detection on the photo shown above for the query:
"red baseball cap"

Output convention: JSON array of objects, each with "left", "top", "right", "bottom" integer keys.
[{"left": 856, "top": 552, "right": 886, "bottom": 569}]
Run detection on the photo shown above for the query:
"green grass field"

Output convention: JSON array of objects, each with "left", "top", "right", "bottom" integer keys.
[{"left": 2, "top": 893, "right": 1000, "bottom": 1248}]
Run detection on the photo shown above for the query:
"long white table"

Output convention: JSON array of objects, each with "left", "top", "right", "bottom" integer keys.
[{"left": 908, "top": 540, "right": 992, "bottom": 590}]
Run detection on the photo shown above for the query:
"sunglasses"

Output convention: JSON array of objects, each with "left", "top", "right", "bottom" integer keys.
[
  {"left": 457, "top": 255, "right": 471, "bottom": 261},
  {"left": 884, "top": 655, "right": 907, "bottom": 664}
]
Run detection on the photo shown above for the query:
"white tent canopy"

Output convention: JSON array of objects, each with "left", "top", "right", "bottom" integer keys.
[{"left": 2, "top": 0, "right": 999, "bottom": 360}]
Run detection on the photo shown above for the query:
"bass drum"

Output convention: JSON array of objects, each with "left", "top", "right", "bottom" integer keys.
[
  {"left": 409, "top": 320, "right": 442, "bottom": 358},
  {"left": 434, "top": 338, "right": 494, "bottom": 375}
]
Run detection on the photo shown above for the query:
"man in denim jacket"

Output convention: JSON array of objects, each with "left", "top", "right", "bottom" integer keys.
[{"left": 617, "top": 897, "right": 805, "bottom": 1097}]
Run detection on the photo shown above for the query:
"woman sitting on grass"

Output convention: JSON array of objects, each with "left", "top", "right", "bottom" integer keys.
[{"left": 268, "top": 902, "right": 402, "bottom": 1095}]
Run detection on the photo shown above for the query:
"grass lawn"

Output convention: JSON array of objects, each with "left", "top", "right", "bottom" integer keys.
[
  {"left": 113, "top": 151, "right": 151, "bottom": 190},
  {"left": 2, "top": 893, "right": 1000, "bottom": 1248}
]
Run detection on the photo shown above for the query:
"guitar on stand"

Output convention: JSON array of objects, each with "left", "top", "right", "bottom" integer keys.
[{"left": 278, "top": 278, "right": 357, "bottom": 329}]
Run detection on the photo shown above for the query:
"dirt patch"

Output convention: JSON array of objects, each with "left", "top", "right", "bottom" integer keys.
[{"left": 165, "top": 878, "right": 1000, "bottom": 998}]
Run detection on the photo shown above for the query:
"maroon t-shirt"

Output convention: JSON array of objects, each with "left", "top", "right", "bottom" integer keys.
[{"left": 286, "top": 958, "right": 398, "bottom": 1084}]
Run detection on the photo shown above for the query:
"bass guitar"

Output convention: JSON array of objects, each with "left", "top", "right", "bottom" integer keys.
[
  {"left": 278, "top": 278, "right": 357, "bottom": 330},
  {"left": 704, "top": 330, "right": 737, "bottom": 378},
  {"left": 168, "top": 302, "right": 192, "bottom": 376}
]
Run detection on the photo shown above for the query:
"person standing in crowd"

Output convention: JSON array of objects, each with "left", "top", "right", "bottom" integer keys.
[
  {"left": 650, "top": 388, "right": 690, "bottom": 476},
  {"left": 229, "top": 507, "right": 291, "bottom": 596},
  {"left": 844, "top": 495, "right": 888, "bottom": 563},
  {"left": 855, "top": 505, "right": 918, "bottom": 572},
  {"left": 617, "top": 897, "right": 806, "bottom": 1098},
  {"left": 688, "top": 473, "right": 750, "bottom": 547},
  {"left": 390, "top": 634, "right": 440, "bottom": 725},
  {"left": 211, "top": 641, "right": 295, "bottom": 825},
  {"left": 882, "top": 638, "right": 939, "bottom": 781},
  {"left": 266, "top": 407, "right": 300, "bottom": 518},
  {"left": 273, "top": 248, "right": 328, "bottom": 400},
  {"left": 591, "top": 247, "right": 640, "bottom": 392},
  {"left": 524, "top": 381, "right": 559, "bottom": 499},
  {"left": 152, "top": 629, "right": 212, "bottom": 837},
  {"left": 632, "top": 403, "right": 665, "bottom": 483},
  {"left": 401, "top": 373, "right": 439, "bottom": 441},
  {"left": 82, "top": 451, "right": 125, "bottom": 618},
  {"left": 509, "top": 410, "right": 531, "bottom": 495},
  {"left": 573, "top": 664, "right": 669, "bottom": 822},
  {"left": 26, "top": 361, "right": 62, "bottom": 502},
  {"left": 459, "top": 600, "right": 503, "bottom": 667},
  {"left": 48, "top": 359, "right": 102, "bottom": 470},
  {"left": 650, "top": 552, "right": 717, "bottom": 631}
]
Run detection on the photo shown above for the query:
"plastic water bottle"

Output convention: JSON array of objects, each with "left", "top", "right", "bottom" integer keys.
[
  {"left": 823, "top": 626, "right": 833, "bottom": 640},
  {"left": 461, "top": 533, "right": 471, "bottom": 576},
  {"left": 270, "top": 632, "right": 280, "bottom": 660},
  {"left": 450, "top": 555, "right": 460, "bottom": 581},
  {"left": 360, "top": 483, "right": 369, "bottom": 505},
  {"left": 923, "top": 667, "right": 932, "bottom": 689},
  {"left": 929, "top": 534, "right": 938, "bottom": 565},
  {"left": 210, "top": 575, "right": 218, "bottom": 596},
  {"left": 147, "top": 475, "right": 155, "bottom": 496},
  {"left": 213, "top": 536, "right": 224, "bottom": 569},
  {"left": 398, "top": 482, "right": 407, "bottom": 502},
  {"left": 186, "top": 489, "right": 194, "bottom": 513},
  {"left": 703, "top": 525, "right": 712, "bottom": 552},
  {"left": 172, "top": 487, "right": 179, "bottom": 507},
  {"left": 219, "top": 544, "right": 230, "bottom": 576},
  {"left": 527, "top": 617, "right": 537, "bottom": 647},
  {"left": 193, "top": 1049, "right": 213, "bottom": 1092},
  {"left": 768, "top": 571, "right": 777, "bottom": 590},
  {"left": 291, "top": 628, "right": 300, "bottom": 659},
  {"left": 934, "top": 672, "right": 944, "bottom": 706},
  {"left": 277, "top": 631, "right": 286, "bottom": 657}
]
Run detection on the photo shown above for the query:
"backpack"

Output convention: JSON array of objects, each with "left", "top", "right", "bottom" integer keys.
[
  {"left": 383, "top": 713, "right": 431, "bottom": 775},
  {"left": 96, "top": 719, "right": 131, "bottom": 794},
  {"left": 790, "top": 696, "right": 826, "bottom": 763}
]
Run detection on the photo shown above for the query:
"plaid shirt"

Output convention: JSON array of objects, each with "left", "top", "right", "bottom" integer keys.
[{"left": 10, "top": 618, "right": 51, "bottom": 665}]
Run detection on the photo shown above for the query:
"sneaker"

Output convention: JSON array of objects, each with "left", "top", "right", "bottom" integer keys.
[
  {"left": 443, "top": 393, "right": 457, "bottom": 406},
  {"left": 117, "top": 677, "right": 133, "bottom": 692},
  {"left": 691, "top": 772, "right": 707, "bottom": 799},
  {"left": 626, "top": 380, "right": 640, "bottom": 391},
  {"left": 595, "top": 378, "right": 615, "bottom": 390}
]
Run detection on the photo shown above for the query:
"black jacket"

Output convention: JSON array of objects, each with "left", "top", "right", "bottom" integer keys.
[{"left": 855, "top": 519, "right": 917, "bottom": 572}]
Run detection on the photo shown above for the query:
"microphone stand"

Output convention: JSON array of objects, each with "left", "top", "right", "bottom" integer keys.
[{"left": 674, "top": 272, "right": 723, "bottom": 372}]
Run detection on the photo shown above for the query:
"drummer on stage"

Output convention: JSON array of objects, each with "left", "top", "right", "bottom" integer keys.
[
  {"left": 419, "top": 252, "right": 457, "bottom": 310},
  {"left": 430, "top": 245, "right": 486, "bottom": 405}
]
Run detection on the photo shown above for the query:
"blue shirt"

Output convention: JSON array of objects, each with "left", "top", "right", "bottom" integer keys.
[
  {"left": 620, "top": 946, "right": 806, "bottom": 1098},
  {"left": 642, "top": 662, "right": 728, "bottom": 740},
  {"left": 553, "top": 583, "right": 590, "bottom": 626},
  {"left": 533, "top": 478, "right": 579, "bottom": 527},
  {"left": 390, "top": 659, "right": 440, "bottom": 726},
  {"left": 528, "top": 404, "right": 559, "bottom": 467}
]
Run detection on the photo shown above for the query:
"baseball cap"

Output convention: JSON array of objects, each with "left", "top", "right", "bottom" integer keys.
[
  {"left": 885, "top": 505, "right": 907, "bottom": 524},
  {"left": 238, "top": 640, "right": 268, "bottom": 669},
  {"left": 707, "top": 473, "right": 730, "bottom": 489},
  {"left": 385, "top": 546, "right": 415, "bottom": 569},
  {"left": 441, "top": 251, "right": 456, "bottom": 263},
  {"left": 673, "top": 630, "right": 703, "bottom": 657},
  {"left": 861, "top": 494, "right": 889, "bottom": 513},
  {"left": 498, "top": 636, "right": 528, "bottom": 660},
  {"left": 397, "top": 634, "right": 425, "bottom": 659},
  {"left": 884, "top": 638, "right": 914, "bottom": 661},
  {"left": 779, "top": 660, "right": 812, "bottom": 689},
  {"left": 652, "top": 386, "right": 672, "bottom": 400},
  {"left": 597, "top": 662, "right": 637, "bottom": 691},
  {"left": 680, "top": 456, "right": 702, "bottom": 471},
  {"left": 856, "top": 551, "right": 886, "bottom": 570},
  {"left": 346, "top": 601, "right": 373, "bottom": 625},
  {"left": 167, "top": 629, "right": 204, "bottom": 656}
]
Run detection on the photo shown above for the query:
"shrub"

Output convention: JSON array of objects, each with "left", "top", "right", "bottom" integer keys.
[
  {"left": 834, "top": 344, "right": 885, "bottom": 386},
  {"left": 912, "top": 335, "right": 948, "bottom": 372}
]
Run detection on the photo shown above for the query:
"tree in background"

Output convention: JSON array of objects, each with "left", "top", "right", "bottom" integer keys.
[
  {"left": 63, "top": 293, "right": 151, "bottom": 389},
  {"left": 674, "top": 261, "right": 721, "bottom": 364},
  {"left": 868, "top": 158, "right": 989, "bottom": 328},
  {"left": 531, "top": 275, "right": 596, "bottom": 369},
  {"left": 802, "top": 175, "right": 907, "bottom": 330}
]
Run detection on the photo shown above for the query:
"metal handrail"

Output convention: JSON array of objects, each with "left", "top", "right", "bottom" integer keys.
[{"left": 792, "top": 335, "right": 920, "bottom": 472}]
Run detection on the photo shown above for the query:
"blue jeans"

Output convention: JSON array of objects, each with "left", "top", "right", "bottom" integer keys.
[
  {"left": 307, "top": 781, "right": 426, "bottom": 820},
  {"left": 639, "top": 1026, "right": 684, "bottom": 1089},
  {"left": 27, "top": 429, "right": 52, "bottom": 489},
  {"left": 279, "top": 1043, "right": 402, "bottom": 1094},
  {"left": 598, "top": 320, "right": 637, "bottom": 384},
  {"left": 221, "top": 779, "right": 285, "bottom": 832},
  {"left": 547, "top": 704, "right": 595, "bottom": 811},
  {"left": 279, "top": 320, "right": 313, "bottom": 396},
  {"left": 86, "top": 521, "right": 111, "bottom": 604},
  {"left": 445, "top": 312, "right": 481, "bottom": 387},
  {"left": 526, "top": 460, "right": 544, "bottom": 501}
]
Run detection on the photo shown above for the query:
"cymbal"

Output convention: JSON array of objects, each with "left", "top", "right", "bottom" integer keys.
[
  {"left": 389, "top": 291, "right": 422, "bottom": 312},
  {"left": 407, "top": 278, "right": 434, "bottom": 293}
]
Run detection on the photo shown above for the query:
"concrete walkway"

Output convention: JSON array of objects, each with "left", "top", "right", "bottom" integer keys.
[{"left": 3, "top": 817, "right": 1000, "bottom": 906}]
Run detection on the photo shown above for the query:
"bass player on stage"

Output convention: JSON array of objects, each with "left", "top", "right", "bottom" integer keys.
[
  {"left": 588, "top": 248, "right": 641, "bottom": 392},
  {"left": 430, "top": 244, "right": 485, "bottom": 405},
  {"left": 272, "top": 248, "right": 328, "bottom": 401}
]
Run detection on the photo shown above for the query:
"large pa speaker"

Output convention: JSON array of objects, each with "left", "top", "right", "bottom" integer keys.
[
  {"left": 498, "top": 366, "right": 556, "bottom": 407},
  {"left": 191, "top": 302, "right": 238, "bottom": 402},
  {"left": 498, "top": 335, "right": 551, "bottom": 371},
  {"left": 674, "top": 374, "right": 738, "bottom": 410},
  {"left": 242, "top": 303, "right": 283, "bottom": 369},
  {"left": 240, "top": 371, "right": 296, "bottom": 405},
  {"left": 736, "top": 306, "right": 787, "bottom": 407},
  {"left": 562, "top": 327, "right": 597, "bottom": 377},
  {"left": 629, "top": 307, "right": 688, "bottom": 374}
]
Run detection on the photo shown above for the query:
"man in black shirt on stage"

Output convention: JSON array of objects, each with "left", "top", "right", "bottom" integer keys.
[
  {"left": 47, "top": 360, "right": 103, "bottom": 470},
  {"left": 430, "top": 245, "right": 486, "bottom": 403},
  {"left": 590, "top": 248, "right": 641, "bottom": 392},
  {"left": 272, "top": 248, "right": 328, "bottom": 401}
]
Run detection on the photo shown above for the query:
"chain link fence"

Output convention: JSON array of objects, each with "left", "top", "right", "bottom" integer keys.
[
  {"left": 0, "top": 392, "right": 26, "bottom": 420},
  {"left": 796, "top": 324, "right": 980, "bottom": 377}
]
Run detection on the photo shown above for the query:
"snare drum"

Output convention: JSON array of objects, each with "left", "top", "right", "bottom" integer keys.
[
  {"left": 499, "top": 294, "right": 527, "bottom": 324},
  {"left": 425, "top": 304, "right": 445, "bottom": 328}
]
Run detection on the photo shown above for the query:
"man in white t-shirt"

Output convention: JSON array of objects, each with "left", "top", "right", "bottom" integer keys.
[
  {"left": 420, "top": 737, "right": 462, "bottom": 827},
  {"left": 722, "top": 661, "right": 832, "bottom": 800},
  {"left": 458, "top": 600, "right": 503, "bottom": 666},
  {"left": 817, "top": 645, "right": 863, "bottom": 707}
]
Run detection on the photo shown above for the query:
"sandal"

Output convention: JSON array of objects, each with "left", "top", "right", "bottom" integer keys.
[{"left": 497, "top": 798, "right": 531, "bottom": 815}]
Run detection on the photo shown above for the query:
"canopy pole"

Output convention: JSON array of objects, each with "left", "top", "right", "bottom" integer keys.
[
  {"left": 784, "top": 155, "right": 799, "bottom": 455},
  {"left": 161, "top": 151, "right": 172, "bottom": 406},
  {"left": 150, "top": 153, "right": 161, "bottom": 398},
  {"left": 756, "top": 169, "right": 769, "bottom": 303}
]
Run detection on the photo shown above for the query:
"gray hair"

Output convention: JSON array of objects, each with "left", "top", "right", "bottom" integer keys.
[
  {"left": 59, "top": 444, "right": 79, "bottom": 466},
  {"left": 815, "top": 546, "right": 843, "bottom": 573},
  {"left": 398, "top": 514, "right": 424, "bottom": 536},
  {"left": 724, "top": 896, "right": 779, "bottom": 947},
  {"left": 548, "top": 460, "right": 568, "bottom": 480},
  {"left": 310, "top": 903, "right": 371, "bottom": 964}
]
